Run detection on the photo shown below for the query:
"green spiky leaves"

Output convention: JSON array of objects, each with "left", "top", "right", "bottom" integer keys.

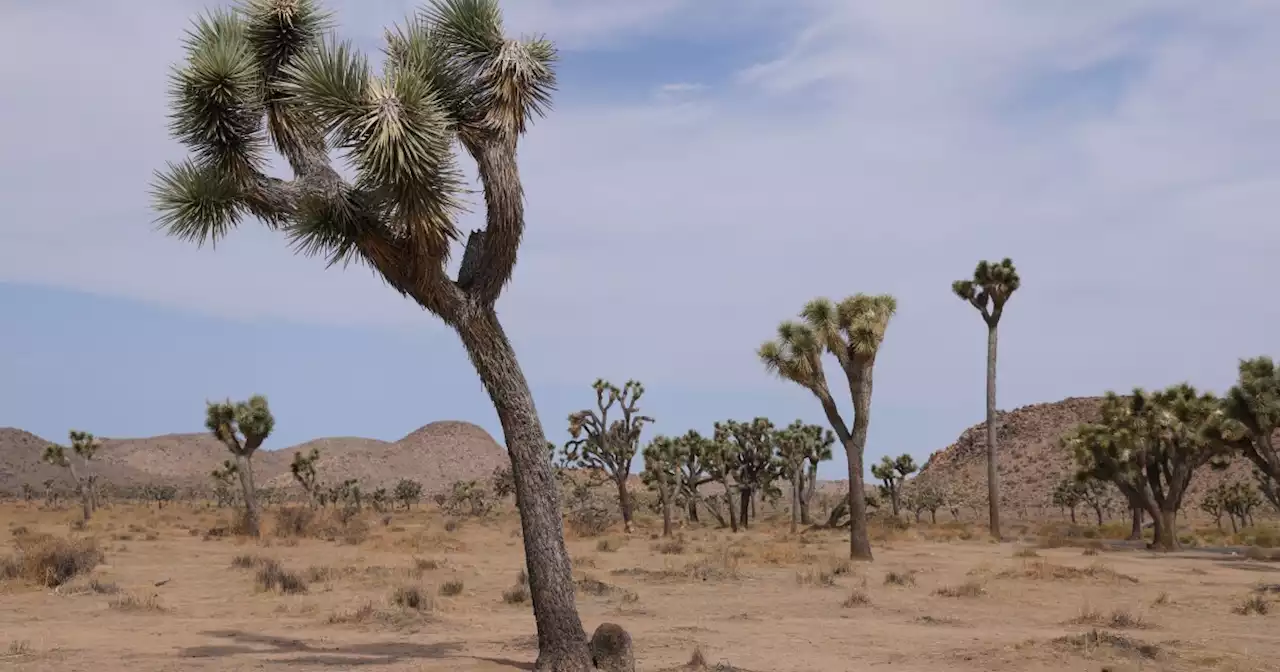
[
  {"left": 206, "top": 394, "right": 276, "bottom": 455},
  {"left": 953, "top": 258, "right": 1020, "bottom": 324},
  {"left": 760, "top": 294, "right": 897, "bottom": 391}
]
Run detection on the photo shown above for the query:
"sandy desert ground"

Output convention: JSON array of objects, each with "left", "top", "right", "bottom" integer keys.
[{"left": 2, "top": 504, "right": 1278, "bottom": 672}]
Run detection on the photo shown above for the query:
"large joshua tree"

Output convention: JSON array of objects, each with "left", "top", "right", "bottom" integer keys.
[
  {"left": 565, "top": 379, "right": 653, "bottom": 534},
  {"left": 1067, "top": 385, "right": 1223, "bottom": 550},
  {"left": 1208, "top": 356, "right": 1280, "bottom": 495},
  {"left": 713, "top": 418, "right": 778, "bottom": 529},
  {"left": 759, "top": 294, "right": 897, "bottom": 560},
  {"left": 641, "top": 436, "right": 685, "bottom": 538},
  {"left": 42, "top": 430, "right": 101, "bottom": 522},
  {"left": 206, "top": 395, "right": 275, "bottom": 536},
  {"left": 952, "top": 258, "right": 1020, "bottom": 539},
  {"left": 151, "top": 1, "right": 596, "bottom": 666}
]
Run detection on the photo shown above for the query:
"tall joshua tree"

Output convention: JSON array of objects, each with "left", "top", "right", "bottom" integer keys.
[
  {"left": 565, "top": 379, "right": 653, "bottom": 534},
  {"left": 775, "top": 420, "right": 834, "bottom": 533},
  {"left": 151, "top": 2, "right": 594, "bottom": 665},
  {"left": 42, "top": 430, "right": 100, "bottom": 521},
  {"left": 952, "top": 258, "right": 1020, "bottom": 539},
  {"left": 206, "top": 395, "right": 275, "bottom": 536},
  {"left": 641, "top": 436, "right": 685, "bottom": 537},
  {"left": 676, "top": 431, "right": 716, "bottom": 524},
  {"left": 759, "top": 294, "right": 897, "bottom": 560},
  {"left": 870, "top": 454, "right": 917, "bottom": 519}
]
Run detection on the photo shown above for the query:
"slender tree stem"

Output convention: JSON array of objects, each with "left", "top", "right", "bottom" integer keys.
[{"left": 986, "top": 322, "right": 1001, "bottom": 539}]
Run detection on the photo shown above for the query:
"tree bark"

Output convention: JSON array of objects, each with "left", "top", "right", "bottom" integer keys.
[
  {"left": 799, "top": 465, "right": 815, "bottom": 525},
  {"left": 726, "top": 487, "right": 739, "bottom": 532},
  {"left": 1093, "top": 506, "right": 1103, "bottom": 527},
  {"left": 739, "top": 488, "right": 751, "bottom": 530},
  {"left": 234, "top": 454, "right": 261, "bottom": 537},
  {"left": 1156, "top": 509, "right": 1179, "bottom": 551},
  {"left": 455, "top": 308, "right": 592, "bottom": 671},
  {"left": 985, "top": 322, "right": 1001, "bottom": 540},
  {"left": 688, "top": 501, "right": 699, "bottom": 523},
  {"left": 615, "top": 475, "right": 634, "bottom": 534},
  {"left": 660, "top": 485, "right": 673, "bottom": 538},
  {"left": 1128, "top": 506, "right": 1143, "bottom": 541},
  {"left": 790, "top": 469, "right": 800, "bottom": 534},
  {"left": 845, "top": 364, "right": 876, "bottom": 561}
]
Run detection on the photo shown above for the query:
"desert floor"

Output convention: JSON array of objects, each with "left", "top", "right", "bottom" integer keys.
[{"left": 2, "top": 504, "right": 1278, "bottom": 672}]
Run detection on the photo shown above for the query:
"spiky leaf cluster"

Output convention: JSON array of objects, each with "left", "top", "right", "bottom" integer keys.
[
  {"left": 206, "top": 394, "right": 275, "bottom": 456},
  {"left": 289, "top": 446, "right": 322, "bottom": 498},
  {"left": 713, "top": 418, "right": 780, "bottom": 495},
  {"left": 952, "top": 258, "right": 1020, "bottom": 326},
  {"left": 642, "top": 436, "right": 686, "bottom": 491},
  {"left": 871, "top": 454, "right": 917, "bottom": 485},
  {"left": 759, "top": 294, "right": 898, "bottom": 393},
  {"left": 774, "top": 421, "right": 834, "bottom": 473}
]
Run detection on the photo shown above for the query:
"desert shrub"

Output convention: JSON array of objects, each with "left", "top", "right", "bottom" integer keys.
[
  {"left": 933, "top": 580, "right": 986, "bottom": 598},
  {"left": 655, "top": 540, "right": 686, "bottom": 555},
  {"left": 503, "top": 584, "right": 530, "bottom": 604},
  {"left": 795, "top": 569, "right": 837, "bottom": 587},
  {"left": 10, "top": 526, "right": 29, "bottom": 537},
  {"left": 439, "top": 580, "right": 464, "bottom": 596},
  {"left": 883, "top": 570, "right": 916, "bottom": 587},
  {"left": 568, "top": 504, "right": 613, "bottom": 538},
  {"left": 1152, "top": 592, "right": 1170, "bottom": 606},
  {"left": 1082, "top": 547, "right": 1100, "bottom": 556},
  {"left": 1012, "top": 547, "right": 1039, "bottom": 558},
  {"left": 391, "top": 585, "right": 434, "bottom": 611},
  {"left": 231, "top": 553, "right": 268, "bottom": 569},
  {"left": 0, "top": 534, "right": 102, "bottom": 587},
  {"left": 89, "top": 579, "right": 120, "bottom": 594},
  {"left": 414, "top": 558, "right": 440, "bottom": 572},
  {"left": 1244, "top": 546, "right": 1280, "bottom": 562},
  {"left": 441, "top": 480, "right": 494, "bottom": 517},
  {"left": 255, "top": 560, "right": 307, "bottom": 594},
  {"left": 1235, "top": 594, "right": 1269, "bottom": 615},
  {"left": 596, "top": 537, "right": 621, "bottom": 553},
  {"left": 272, "top": 507, "right": 316, "bottom": 538},
  {"left": 1106, "top": 608, "right": 1146, "bottom": 629},
  {"left": 443, "top": 519, "right": 460, "bottom": 533},
  {"left": 108, "top": 592, "right": 164, "bottom": 612},
  {"left": 842, "top": 589, "right": 871, "bottom": 607}
]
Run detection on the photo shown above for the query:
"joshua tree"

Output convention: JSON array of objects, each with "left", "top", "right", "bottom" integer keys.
[
  {"left": 952, "top": 258, "right": 1020, "bottom": 540},
  {"left": 713, "top": 418, "right": 778, "bottom": 529},
  {"left": 641, "top": 436, "right": 686, "bottom": 537},
  {"left": 370, "top": 487, "right": 391, "bottom": 513},
  {"left": 1067, "top": 385, "right": 1224, "bottom": 550},
  {"left": 1224, "top": 480, "right": 1262, "bottom": 531},
  {"left": 565, "top": 379, "right": 653, "bottom": 534},
  {"left": 151, "top": 1, "right": 592, "bottom": 664},
  {"left": 675, "top": 431, "right": 716, "bottom": 524},
  {"left": 289, "top": 447, "right": 322, "bottom": 506},
  {"left": 702, "top": 434, "right": 743, "bottom": 532},
  {"left": 42, "top": 430, "right": 100, "bottom": 521},
  {"left": 870, "top": 454, "right": 917, "bottom": 519},
  {"left": 904, "top": 483, "right": 945, "bottom": 523},
  {"left": 206, "top": 395, "right": 274, "bottom": 536},
  {"left": 1050, "top": 478, "right": 1082, "bottom": 523},
  {"left": 1207, "top": 356, "right": 1280, "bottom": 493},
  {"left": 759, "top": 294, "right": 897, "bottom": 560},
  {"left": 1200, "top": 485, "right": 1228, "bottom": 530},
  {"left": 775, "top": 421, "right": 834, "bottom": 532},
  {"left": 393, "top": 478, "right": 422, "bottom": 511},
  {"left": 1075, "top": 477, "right": 1115, "bottom": 526}
]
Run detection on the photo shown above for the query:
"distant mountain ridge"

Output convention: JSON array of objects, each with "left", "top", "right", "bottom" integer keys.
[{"left": 0, "top": 421, "right": 507, "bottom": 496}]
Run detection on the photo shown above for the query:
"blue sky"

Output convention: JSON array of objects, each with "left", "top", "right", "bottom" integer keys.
[{"left": 2, "top": 0, "right": 1279, "bottom": 478}]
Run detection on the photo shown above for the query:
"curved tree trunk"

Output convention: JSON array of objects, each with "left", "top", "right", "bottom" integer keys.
[
  {"left": 455, "top": 308, "right": 592, "bottom": 671},
  {"left": 1128, "top": 507, "right": 1143, "bottom": 541},
  {"left": 234, "top": 454, "right": 261, "bottom": 537},
  {"left": 985, "top": 322, "right": 1001, "bottom": 540},
  {"left": 687, "top": 500, "right": 699, "bottom": 523}
]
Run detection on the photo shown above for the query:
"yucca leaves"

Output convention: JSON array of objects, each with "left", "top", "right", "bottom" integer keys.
[
  {"left": 206, "top": 394, "right": 276, "bottom": 455},
  {"left": 953, "top": 258, "right": 1020, "bottom": 323},
  {"left": 154, "top": 0, "right": 557, "bottom": 310}
]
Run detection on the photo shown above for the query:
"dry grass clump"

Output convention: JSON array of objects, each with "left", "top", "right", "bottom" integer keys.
[
  {"left": 883, "top": 569, "right": 916, "bottom": 587},
  {"left": 390, "top": 585, "right": 434, "bottom": 611},
  {"left": 655, "top": 539, "right": 686, "bottom": 555},
  {"left": 842, "top": 589, "right": 871, "bottom": 608},
  {"left": 88, "top": 578, "right": 120, "bottom": 594},
  {"left": 0, "top": 533, "right": 103, "bottom": 587},
  {"left": 413, "top": 557, "right": 441, "bottom": 572},
  {"left": 998, "top": 559, "right": 1137, "bottom": 583},
  {"left": 230, "top": 553, "right": 269, "bottom": 569},
  {"left": 254, "top": 560, "right": 308, "bottom": 594},
  {"left": 5, "top": 640, "right": 33, "bottom": 657},
  {"left": 795, "top": 568, "right": 837, "bottom": 587},
  {"left": 108, "top": 591, "right": 165, "bottom": 612},
  {"left": 932, "top": 580, "right": 986, "bottom": 598},
  {"left": 1151, "top": 591, "right": 1170, "bottom": 607},
  {"left": 502, "top": 584, "right": 529, "bottom": 604},
  {"left": 1234, "top": 594, "right": 1269, "bottom": 615},
  {"left": 596, "top": 537, "right": 621, "bottom": 553},
  {"left": 1012, "top": 547, "right": 1040, "bottom": 558},
  {"left": 438, "top": 579, "right": 465, "bottom": 596},
  {"left": 575, "top": 574, "right": 636, "bottom": 602},
  {"left": 1051, "top": 629, "right": 1160, "bottom": 660}
]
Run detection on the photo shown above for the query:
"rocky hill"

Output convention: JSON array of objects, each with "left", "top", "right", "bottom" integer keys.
[
  {"left": 912, "top": 397, "right": 1260, "bottom": 517},
  {"left": 0, "top": 421, "right": 508, "bottom": 497}
]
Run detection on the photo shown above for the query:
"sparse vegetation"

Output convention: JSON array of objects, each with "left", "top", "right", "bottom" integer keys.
[
  {"left": 0, "top": 533, "right": 102, "bottom": 587},
  {"left": 254, "top": 560, "right": 307, "bottom": 594}
]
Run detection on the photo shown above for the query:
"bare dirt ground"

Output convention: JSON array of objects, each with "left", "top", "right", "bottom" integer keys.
[{"left": 2, "top": 504, "right": 1278, "bottom": 672}]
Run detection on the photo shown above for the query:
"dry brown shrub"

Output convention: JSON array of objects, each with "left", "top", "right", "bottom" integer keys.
[
  {"left": 0, "top": 534, "right": 102, "bottom": 587},
  {"left": 108, "top": 592, "right": 165, "bottom": 612}
]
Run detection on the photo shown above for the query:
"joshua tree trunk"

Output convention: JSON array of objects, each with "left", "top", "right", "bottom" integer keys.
[
  {"left": 455, "top": 308, "right": 591, "bottom": 670},
  {"left": 1069, "top": 507, "right": 1076, "bottom": 524},
  {"left": 1228, "top": 514, "right": 1238, "bottom": 534},
  {"left": 660, "top": 486, "right": 673, "bottom": 538},
  {"left": 1092, "top": 505, "right": 1103, "bottom": 527},
  {"left": 688, "top": 501, "right": 699, "bottom": 523},
  {"left": 739, "top": 488, "right": 752, "bottom": 530},
  {"left": 985, "top": 322, "right": 1001, "bottom": 540},
  {"left": 799, "top": 465, "right": 816, "bottom": 525},
  {"left": 844, "top": 364, "right": 876, "bottom": 560},
  {"left": 790, "top": 468, "right": 801, "bottom": 534},
  {"left": 1128, "top": 506, "right": 1143, "bottom": 541},
  {"left": 615, "top": 475, "right": 634, "bottom": 534},
  {"left": 1157, "top": 509, "right": 1179, "bottom": 550},
  {"left": 233, "top": 454, "right": 261, "bottom": 537},
  {"left": 726, "top": 487, "right": 739, "bottom": 532}
]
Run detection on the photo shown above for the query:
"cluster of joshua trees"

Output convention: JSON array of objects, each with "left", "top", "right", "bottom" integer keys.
[{"left": 132, "top": 0, "right": 1280, "bottom": 669}]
